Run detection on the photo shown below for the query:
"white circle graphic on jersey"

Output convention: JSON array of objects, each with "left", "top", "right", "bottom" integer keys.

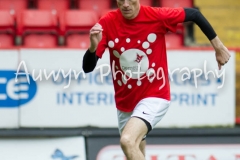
[
  {"left": 113, "top": 50, "right": 120, "bottom": 58},
  {"left": 147, "top": 68, "right": 156, "bottom": 83},
  {"left": 120, "top": 49, "right": 149, "bottom": 79},
  {"left": 137, "top": 80, "right": 142, "bottom": 86},
  {"left": 121, "top": 47, "right": 125, "bottom": 52},
  {"left": 148, "top": 33, "right": 157, "bottom": 43},
  {"left": 117, "top": 80, "right": 122, "bottom": 86},
  {"left": 110, "top": 33, "right": 158, "bottom": 88},
  {"left": 108, "top": 41, "right": 114, "bottom": 48},
  {"left": 128, "top": 84, "right": 132, "bottom": 89},
  {"left": 122, "top": 75, "right": 127, "bottom": 84},
  {"left": 146, "top": 49, "right": 152, "bottom": 55},
  {"left": 142, "top": 42, "right": 150, "bottom": 49}
]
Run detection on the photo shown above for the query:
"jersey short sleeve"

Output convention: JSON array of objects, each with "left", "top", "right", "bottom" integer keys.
[
  {"left": 158, "top": 7, "right": 185, "bottom": 33},
  {"left": 96, "top": 15, "right": 108, "bottom": 58}
]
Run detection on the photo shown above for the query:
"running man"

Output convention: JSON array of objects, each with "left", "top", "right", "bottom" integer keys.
[{"left": 82, "top": 0, "right": 231, "bottom": 159}]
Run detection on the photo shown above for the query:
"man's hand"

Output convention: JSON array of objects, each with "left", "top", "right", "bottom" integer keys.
[
  {"left": 211, "top": 36, "right": 231, "bottom": 70},
  {"left": 89, "top": 23, "right": 103, "bottom": 53},
  {"left": 215, "top": 45, "right": 231, "bottom": 70}
]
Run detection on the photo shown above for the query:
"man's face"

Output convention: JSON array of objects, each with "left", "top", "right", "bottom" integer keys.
[{"left": 116, "top": 0, "right": 140, "bottom": 19}]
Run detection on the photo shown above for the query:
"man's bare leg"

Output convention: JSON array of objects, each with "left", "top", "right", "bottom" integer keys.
[
  {"left": 120, "top": 117, "right": 148, "bottom": 160},
  {"left": 139, "top": 140, "right": 146, "bottom": 156}
]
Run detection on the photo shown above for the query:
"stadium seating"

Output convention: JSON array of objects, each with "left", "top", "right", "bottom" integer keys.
[
  {"left": 23, "top": 34, "right": 57, "bottom": 48},
  {"left": 78, "top": 0, "right": 111, "bottom": 17},
  {"left": 60, "top": 10, "right": 98, "bottom": 48},
  {"left": 37, "top": 0, "right": 69, "bottom": 14},
  {"left": 160, "top": 0, "right": 193, "bottom": 8},
  {"left": 0, "top": 34, "right": 14, "bottom": 48},
  {"left": 0, "top": 0, "right": 28, "bottom": 16},
  {"left": 140, "top": 0, "right": 152, "bottom": 6},
  {"left": 160, "top": 0, "right": 193, "bottom": 48},
  {"left": 66, "top": 33, "right": 89, "bottom": 48},
  {"left": 165, "top": 33, "right": 183, "bottom": 48},
  {"left": 0, "top": 11, "right": 15, "bottom": 47},
  {"left": 18, "top": 10, "right": 59, "bottom": 48},
  {"left": 60, "top": 10, "right": 98, "bottom": 33}
]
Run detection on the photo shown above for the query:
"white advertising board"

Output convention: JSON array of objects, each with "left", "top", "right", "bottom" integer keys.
[
  {"left": 0, "top": 50, "right": 19, "bottom": 128},
  {"left": 160, "top": 50, "right": 235, "bottom": 127},
  {"left": 19, "top": 49, "right": 117, "bottom": 127},
  {"left": 18, "top": 49, "right": 235, "bottom": 128},
  {"left": 97, "top": 144, "right": 240, "bottom": 160},
  {"left": 0, "top": 136, "right": 86, "bottom": 160}
]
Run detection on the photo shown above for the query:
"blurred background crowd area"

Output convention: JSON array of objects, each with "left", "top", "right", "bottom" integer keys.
[
  {"left": 0, "top": 0, "right": 239, "bottom": 48},
  {"left": 0, "top": 0, "right": 240, "bottom": 124},
  {"left": 0, "top": 1, "right": 240, "bottom": 159}
]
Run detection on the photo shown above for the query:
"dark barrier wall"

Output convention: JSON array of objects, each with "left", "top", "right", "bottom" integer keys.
[
  {"left": 1, "top": 127, "right": 240, "bottom": 160},
  {"left": 85, "top": 128, "right": 240, "bottom": 160}
]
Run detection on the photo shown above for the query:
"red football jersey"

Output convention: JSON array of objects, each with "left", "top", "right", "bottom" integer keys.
[{"left": 96, "top": 5, "right": 185, "bottom": 112}]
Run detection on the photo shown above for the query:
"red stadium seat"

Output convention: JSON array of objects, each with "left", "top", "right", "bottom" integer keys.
[
  {"left": 37, "top": 0, "right": 69, "bottom": 14},
  {"left": 24, "top": 34, "right": 57, "bottom": 48},
  {"left": 160, "top": 0, "right": 193, "bottom": 8},
  {"left": 165, "top": 33, "right": 183, "bottom": 49},
  {"left": 18, "top": 10, "right": 59, "bottom": 48},
  {"left": 140, "top": 0, "right": 152, "bottom": 6},
  {"left": 18, "top": 10, "right": 58, "bottom": 34},
  {"left": 60, "top": 10, "right": 98, "bottom": 48},
  {"left": 0, "top": 11, "right": 15, "bottom": 47},
  {"left": 60, "top": 10, "right": 98, "bottom": 34},
  {"left": 66, "top": 33, "right": 89, "bottom": 49},
  {"left": 78, "top": 0, "right": 111, "bottom": 17},
  {"left": 0, "top": 34, "right": 14, "bottom": 48},
  {"left": 0, "top": 0, "right": 27, "bottom": 16},
  {"left": 0, "top": 11, "right": 15, "bottom": 31}
]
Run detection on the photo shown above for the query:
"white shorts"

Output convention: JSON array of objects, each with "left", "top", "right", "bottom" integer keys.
[{"left": 117, "top": 97, "right": 170, "bottom": 135}]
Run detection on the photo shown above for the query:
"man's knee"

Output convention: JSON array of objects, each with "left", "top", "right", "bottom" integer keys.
[{"left": 120, "top": 134, "right": 135, "bottom": 149}]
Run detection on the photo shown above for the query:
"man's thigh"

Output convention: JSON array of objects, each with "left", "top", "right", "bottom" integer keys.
[
  {"left": 121, "top": 117, "right": 148, "bottom": 144},
  {"left": 117, "top": 97, "right": 170, "bottom": 136},
  {"left": 131, "top": 97, "right": 170, "bottom": 131},
  {"left": 117, "top": 110, "right": 132, "bottom": 135}
]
